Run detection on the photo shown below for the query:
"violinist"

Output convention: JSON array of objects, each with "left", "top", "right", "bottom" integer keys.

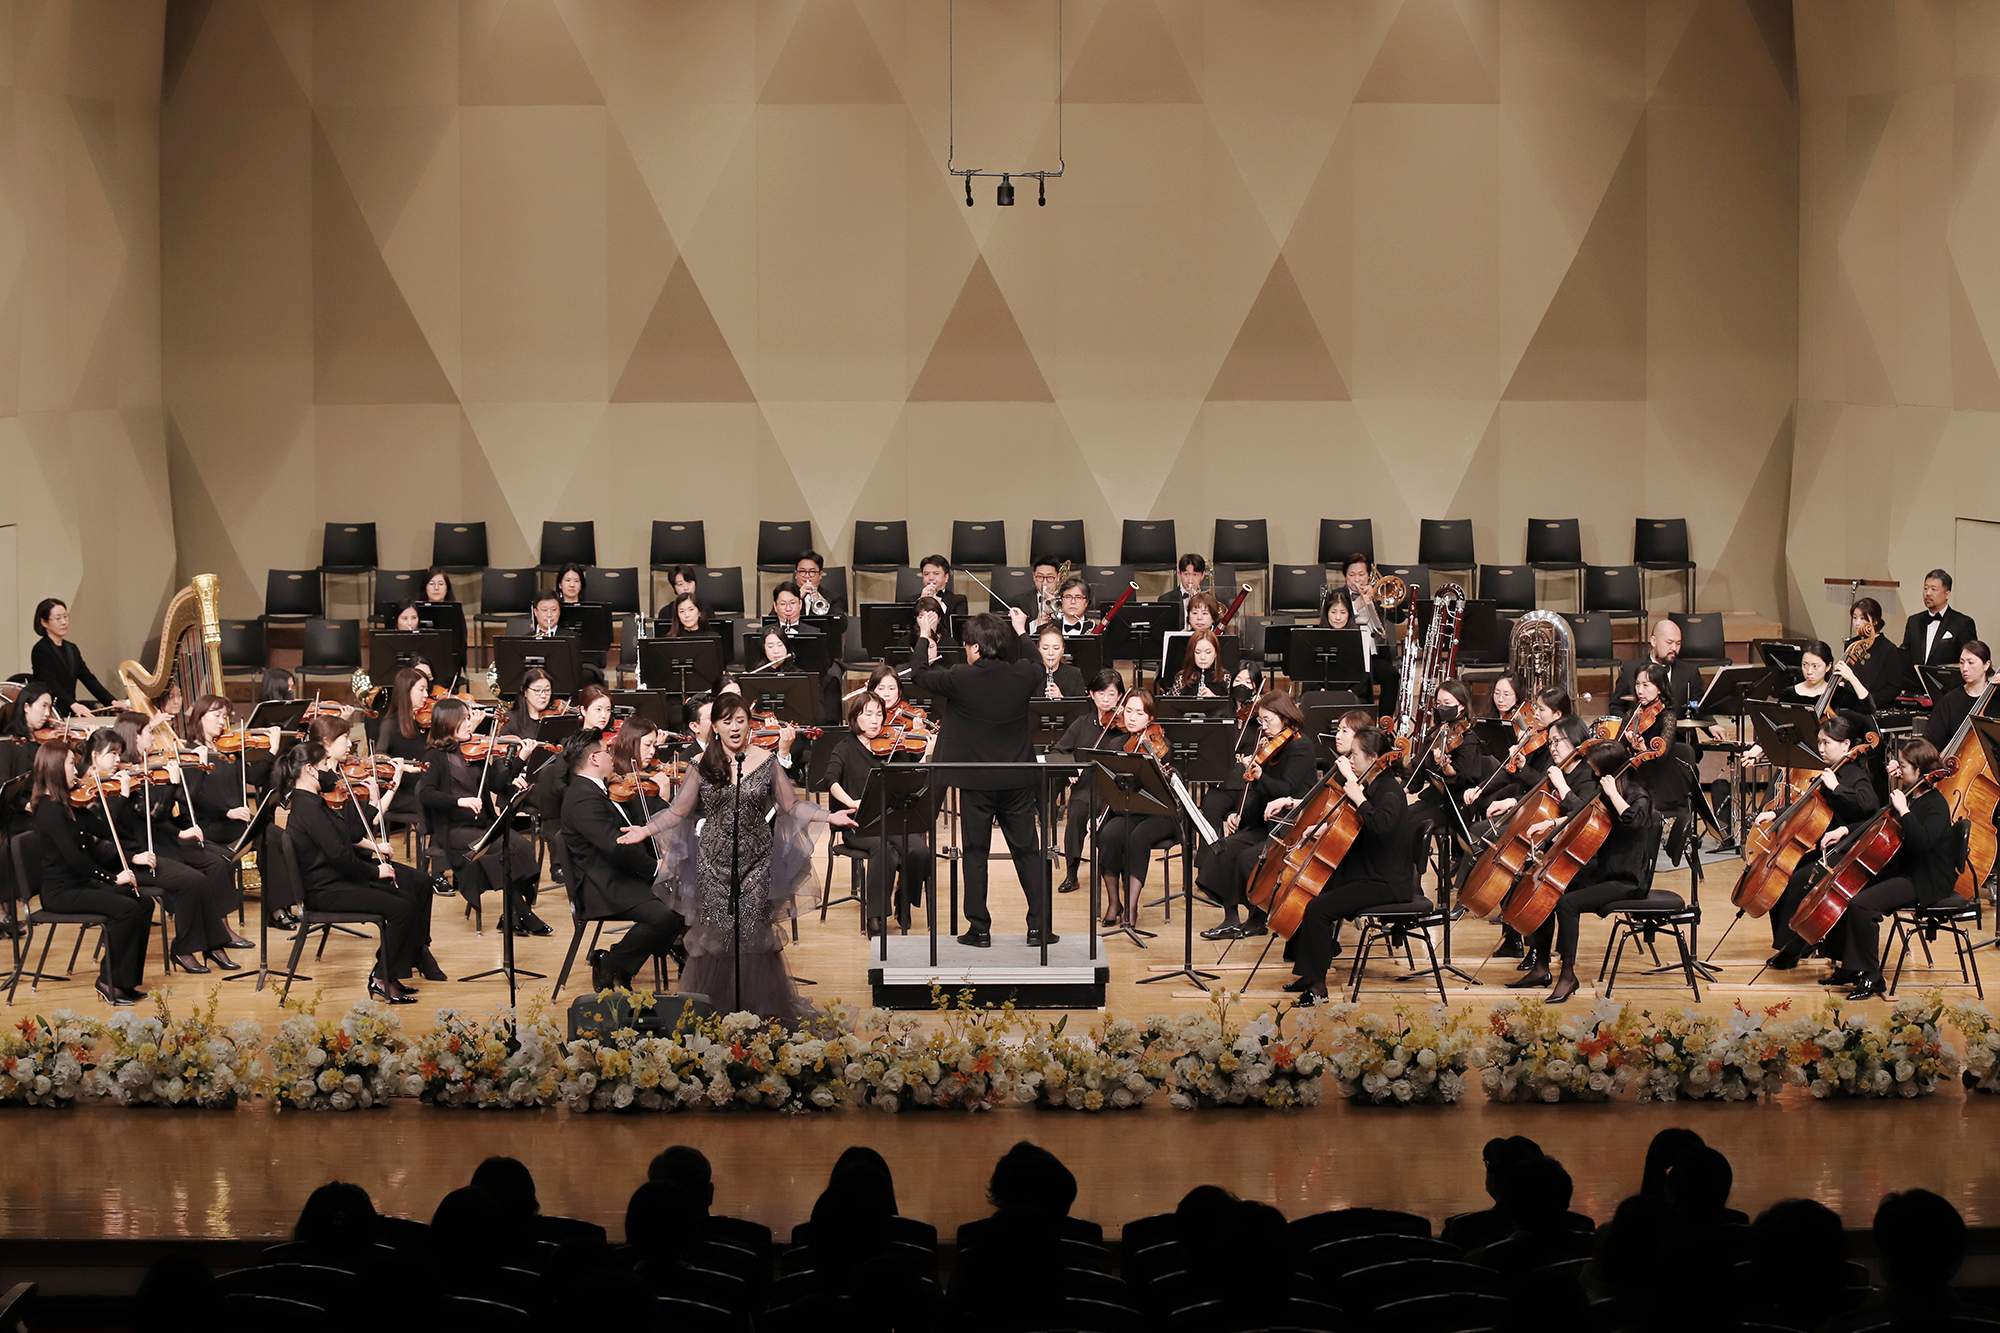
[
  {"left": 1763, "top": 713, "right": 1879, "bottom": 970},
  {"left": 31, "top": 742, "right": 150, "bottom": 1004},
  {"left": 1283, "top": 724, "right": 1413, "bottom": 1004},
  {"left": 1035, "top": 577, "right": 1096, "bottom": 637},
  {"left": 1515, "top": 738, "right": 1657, "bottom": 1004},
  {"left": 276, "top": 740, "right": 425, "bottom": 1004},
  {"left": 1920, "top": 641, "right": 1991, "bottom": 751},
  {"left": 1823, "top": 737, "right": 1955, "bottom": 1000},
  {"left": 76, "top": 728, "right": 242, "bottom": 974},
  {"left": 609, "top": 717, "right": 667, "bottom": 819},
  {"left": 1619, "top": 663, "right": 1683, "bottom": 809},
  {"left": 184, "top": 693, "right": 284, "bottom": 849},
  {"left": 1484, "top": 687, "right": 1575, "bottom": 821},
  {"left": 863, "top": 665, "right": 935, "bottom": 766},
  {"left": 1052, "top": 670, "right": 1126, "bottom": 894},
  {"left": 0, "top": 682, "right": 59, "bottom": 936},
  {"left": 308, "top": 713, "right": 444, "bottom": 982},
  {"left": 1842, "top": 597, "right": 1904, "bottom": 708},
  {"left": 825, "top": 692, "right": 936, "bottom": 936},
  {"left": 30, "top": 597, "right": 116, "bottom": 718},
  {"left": 371, "top": 668, "right": 432, "bottom": 834},
  {"left": 1409, "top": 681, "right": 1496, "bottom": 838},
  {"left": 1167, "top": 630, "right": 1229, "bottom": 698},
  {"left": 112, "top": 709, "right": 252, "bottom": 959},
  {"left": 1498, "top": 716, "right": 1598, "bottom": 987},
  {"left": 532, "top": 683, "right": 611, "bottom": 815},
  {"left": 918, "top": 554, "right": 970, "bottom": 621},
  {"left": 1035, "top": 625, "right": 1086, "bottom": 699},
  {"left": 1484, "top": 672, "right": 1524, "bottom": 726},
  {"left": 1194, "top": 691, "right": 1316, "bottom": 941},
  {"left": 1093, "top": 691, "right": 1178, "bottom": 929},
  {"left": 417, "top": 697, "right": 547, "bottom": 936},
  {"left": 511, "top": 667, "right": 565, "bottom": 733}
]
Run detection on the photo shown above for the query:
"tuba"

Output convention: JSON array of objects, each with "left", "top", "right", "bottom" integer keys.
[
  {"left": 119, "top": 573, "right": 225, "bottom": 716},
  {"left": 1393, "top": 583, "right": 1465, "bottom": 759},
  {"left": 1508, "top": 610, "right": 1576, "bottom": 704}
]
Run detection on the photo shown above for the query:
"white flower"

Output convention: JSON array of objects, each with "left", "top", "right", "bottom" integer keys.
[{"left": 306, "top": 1047, "right": 327, "bottom": 1067}]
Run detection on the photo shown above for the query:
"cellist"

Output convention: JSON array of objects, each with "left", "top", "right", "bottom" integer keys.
[
  {"left": 1281, "top": 724, "right": 1412, "bottom": 1005},
  {"left": 1763, "top": 713, "right": 1878, "bottom": 971},
  {"left": 1822, "top": 737, "right": 1955, "bottom": 1001},
  {"left": 1498, "top": 716, "right": 1596, "bottom": 983},
  {"left": 1193, "top": 692, "right": 1317, "bottom": 941},
  {"left": 1514, "top": 738, "right": 1656, "bottom": 1004}
]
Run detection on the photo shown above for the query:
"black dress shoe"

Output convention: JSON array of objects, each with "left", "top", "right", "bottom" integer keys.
[
  {"left": 957, "top": 931, "right": 991, "bottom": 948},
  {"left": 1507, "top": 970, "right": 1551, "bottom": 990},
  {"left": 1821, "top": 968, "right": 1862, "bottom": 987},
  {"left": 1200, "top": 923, "right": 1243, "bottom": 941},
  {"left": 513, "top": 912, "right": 554, "bottom": 937},
  {"left": 587, "top": 949, "right": 615, "bottom": 992},
  {"left": 1282, "top": 977, "right": 1312, "bottom": 993},
  {"left": 126, "top": 986, "right": 147, "bottom": 1001},
  {"left": 1765, "top": 950, "right": 1801, "bottom": 971},
  {"left": 1056, "top": 876, "right": 1080, "bottom": 894},
  {"left": 1026, "top": 930, "right": 1060, "bottom": 948},
  {"left": 419, "top": 951, "right": 448, "bottom": 982},
  {"left": 1493, "top": 937, "right": 1524, "bottom": 959},
  {"left": 172, "top": 954, "right": 211, "bottom": 974},
  {"left": 368, "top": 979, "right": 416, "bottom": 1006},
  {"left": 269, "top": 910, "right": 300, "bottom": 931},
  {"left": 205, "top": 951, "right": 237, "bottom": 971},
  {"left": 225, "top": 935, "right": 254, "bottom": 951},
  {"left": 1546, "top": 975, "right": 1580, "bottom": 1004},
  {"left": 1846, "top": 978, "right": 1887, "bottom": 1001}
]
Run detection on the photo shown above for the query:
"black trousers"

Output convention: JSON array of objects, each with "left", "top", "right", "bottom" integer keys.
[
  {"left": 444, "top": 826, "right": 539, "bottom": 907},
  {"left": 1291, "top": 877, "right": 1409, "bottom": 983},
  {"left": 1063, "top": 782, "right": 1099, "bottom": 874},
  {"left": 43, "top": 882, "right": 151, "bottom": 989},
  {"left": 1831, "top": 876, "right": 1924, "bottom": 981},
  {"left": 1530, "top": 874, "right": 1647, "bottom": 961},
  {"left": 306, "top": 879, "right": 420, "bottom": 982},
  {"left": 844, "top": 833, "right": 934, "bottom": 920},
  {"left": 136, "top": 847, "right": 234, "bottom": 955},
  {"left": 380, "top": 861, "right": 437, "bottom": 973},
  {"left": 1769, "top": 859, "right": 1820, "bottom": 952},
  {"left": 604, "top": 898, "right": 684, "bottom": 981},
  {"left": 1195, "top": 828, "right": 1267, "bottom": 912},
  {"left": 164, "top": 837, "right": 243, "bottom": 915},
  {"left": 1098, "top": 813, "right": 1179, "bottom": 883},
  {"left": 960, "top": 785, "right": 1047, "bottom": 935}
]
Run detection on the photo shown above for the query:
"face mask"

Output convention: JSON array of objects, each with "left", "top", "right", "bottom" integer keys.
[
  {"left": 1435, "top": 703, "right": 1461, "bottom": 723},
  {"left": 317, "top": 769, "right": 340, "bottom": 793}
]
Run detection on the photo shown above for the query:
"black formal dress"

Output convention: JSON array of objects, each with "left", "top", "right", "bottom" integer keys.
[
  {"left": 77, "top": 788, "right": 235, "bottom": 957},
  {"left": 1831, "top": 787, "right": 1956, "bottom": 983},
  {"left": 1921, "top": 684, "right": 1985, "bottom": 752},
  {"left": 1618, "top": 703, "right": 1685, "bottom": 809},
  {"left": 0, "top": 740, "right": 36, "bottom": 923},
  {"left": 1612, "top": 657, "right": 1705, "bottom": 711},
  {"left": 1408, "top": 729, "right": 1498, "bottom": 854},
  {"left": 1164, "top": 665, "right": 1231, "bottom": 699},
  {"left": 1901, "top": 607, "right": 1979, "bottom": 689},
  {"left": 1288, "top": 770, "right": 1414, "bottom": 983},
  {"left": 286, "top": 789, "right": 422, "bottom": 983},
  {"left": 1033, "top": 662, "right": 1087, "bottom": 699},
  {"left": 1842, "top": 635, "right": 1905, "bottom": 709},
  {"left": 1093, "top": 734, "right": 1182, "bottom": 894},
  {"left": 1053, "top": 708, "right": 1123, "bottom": 884},
  {"left": 913, "top": 653, "right": 1049, "bottom": 938},
  {"left": 329, "top": 792, "right": 438, "bottom": 977},
  {"left": 34, "top": 797, "right": 150, "bottom": 990},
  {"left": 374, "top": 715, "right": 429, "bottom": 828},
  {"left": 189, "top": 752, "right": 272, "bottom": 848},
  {"left": 30, "top": 637, "right": 115, "bottom": 716},
  {"left": 824, "top": 734, "right": 935, "bottom": 926},
  {"left": 1194, "top": 734, "right": 1317, "bottom": 928},
  {"left": 1529, "top": 776, "right": 1657, "bottom": 962},
  {"left": 560, "top": 775, "right": 684, "bottom": 985},
  {"left": 418, "top": 748, "right": 540, "bottom": 914},
  {"left": 1768, "top": 763, "right": 1879, "bottom": 953}
]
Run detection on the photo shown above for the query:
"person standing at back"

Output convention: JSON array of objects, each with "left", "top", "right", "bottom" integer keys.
[{"left": 1901, "top": 568, "right": 1977, "bottom": 691}]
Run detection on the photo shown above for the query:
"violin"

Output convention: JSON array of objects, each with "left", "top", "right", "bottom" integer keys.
[
  {"left": 1504, "top": 725, "right": 1549, "bottom": 773},
  {"left": 340, "top": 755, "right": 411, "bottom": 784},
  {"left": 458, "top": 736, "right": 559, "bottom": 762},
  {"left": 213, "top": 729, "right": 275, "bottom": 754},
  {"left": 413, "top": 686, "right": 479, "bottom": 728},
  {"left": 1241, "top": 724, "right": 1295, "bottom": 776},
  {"left": 304, "top": 700, "right": 376, "bottom": 722},
  {"left": 69, "top": 776, "right": 132, "bottom": 807},
  {"left": 1122, "top": 721, "right": 1171, "bottom": 768},
  {"left": 609, "top": 760, "right": 688, "bottom": 804},
  {"left": 867, "top": 702, "right": 935, "bottom": 757},
  {"left": 1623, "top": 699, "right": 1664, "bottom": 743}
]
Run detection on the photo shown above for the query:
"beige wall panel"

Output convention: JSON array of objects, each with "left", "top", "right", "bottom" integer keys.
[
  {"left": 762, "top": 400, "right": 908, "bottom": 545},
  {"left": 902, "top": 402, "right": 1111, "bottom": 562},
  {"left": 1487, "top": 401, "right": 1647, "bottom": 562},
  {"left": 311, "top": 404, "right": 463, "bottom": 566},
  {"left": 460, "top": 106, "right": 607, "bottom": 401},
  {"left": 595, "top": 0, "right": 755, "bottom": 105},
  {"left": 1195, "top": 400, "right": 1415, "bottom": 563},
  {"left": 460, "top": 400, "right": 606, "bottom": 553},
  {"left": 1349, "top": 104, "right": 1502, "bottom": 399},
  {"left": 901, "top": 115, "right": 981, "bottom": 391},
  {"left": 378, "top": 110, "right": 461, "bottom": 395},
  {"left": 313, "top": 0, "right": 456, "bottom": 105}
]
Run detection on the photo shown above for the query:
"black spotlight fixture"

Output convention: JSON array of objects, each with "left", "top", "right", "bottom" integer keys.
[
  {"left": 965, "top": 175, "right": 974, "bottom": 207},
  {"left": 1037, "top": 176, "right": 1046, "bottom": 206},
  {"left": 997, "top": 173, "right": 1015, "bottom": 206}
]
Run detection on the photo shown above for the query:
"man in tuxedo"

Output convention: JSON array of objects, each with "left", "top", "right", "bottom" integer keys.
[
  {"left": 792, "top": 551, "right": 845, "bottom": 616},
  {"left": 1901, "top": 569, "right": 1978, "bottom": 691},
  {"left": 1613, "top": 619, "right": 1704, "bottom": 709},
  {"left": 914, "top": 610, "right": 1054, "bottom": 948},
  {"left": 1156, "top": 554, "right": 1208, "bottom": 627},
  {"left": 560, "top": 732, "right": 685, "bottom": 990},
  {"left": 766, "top": 581, "right": 841, "bottom": 723},
  {"left": 918, "top": 554, "right": 971, "bottom": 622},
  {"left": 508, "top": 591, "right": 604, "bottom": 688}
]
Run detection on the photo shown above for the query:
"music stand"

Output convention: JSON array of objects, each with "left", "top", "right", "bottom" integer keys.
[
  {"left": 1101, "top": 603, "right": 1170, "bottom": 687},
  {"left": 415, "top": 602, "right": 468, "bottom": 671},
  {"left": 1139, "top": 723, "right": 1230, "bottom": 989},
  {"left": 739, "top": 672, "right": 818, "bottom": 725},
  {"left": 1470, "top": 719, "right": 1514, "bottom": 764},
  {"left": 1057, "top": 635, "right": 1104, "bottom": 681},
  {"left": 1030, "top": 699, "right": 1091, "bottom": 750},
  {"left": 1759, "top": 642, "right": 1805, "bottom": 681},
  {"left": 1288, "top": 628, "right": 1367, "bottom": 689},
  {"left": 610, "top": 690, "right": 672, "bottom": 729},
  {"left": 1694, "top": 663, "right": 1779, "bottom": 850},
  {"left": 1159, "top": 631, "right": 1242, "bottom": 680},
  {"left": 495, "top": 636, "right": 579, "bottom": 696},
  {"left": 1077, "top": 747, "right": 1173, "bottom": 949},
  {"left": 1745, "top": 703, "right": 1825, "bottom": 773},
  {"left": 220, "top": 788, "right": 292, "bottom": 988},
  {"left": 558, "top": 603, "right": 614, "bottom": 661},
  {"left": 852, "top": 766, "right": 944, "bottom": 963},
  {"left": 1919, "top": 665, "right": 1968, "bottom": 701},
  {"left": 1155, "top": 697, "right": 1232, "bottom": 722},
  {"left": 368, "top": 630, "right": 454, "bottom": 685},
  {"left": 247, "top": 700, "right": 310, "bottom": 732},
  {"left": 458, "top": 781, "right": 544, "bottom": 1004},
  {"left": 641, "top": 637, "right": 721, "bottom": 696},
  {"left": 860, "top": 604, "right": 917, "bottom": 659},
  {"left": 526, "top": 713, "right": 582, "bottom": 775},
  {"left": 801, "top": 613, "right": 848, "bottom": 644}
]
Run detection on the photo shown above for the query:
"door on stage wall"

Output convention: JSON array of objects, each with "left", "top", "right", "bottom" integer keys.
[
  {"left": 1955, "top": 518, "right": 2000, "bottom": 641},
  {"left": 0, "top": 525, "right": 14, "bottom": 680}
]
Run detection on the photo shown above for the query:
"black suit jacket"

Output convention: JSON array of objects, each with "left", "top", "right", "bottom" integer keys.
[
  {"left": 914, "top": 655, "right": 1041, "bottom": 790},
  {"left": 1880, "top": 788, "right": 1957, "bottom": 906},
  {"left": 560, "top": 776, "right": 659, "bottom": 917},
  {"left": 1612, "top": 657, "right": 1704, "bottom": 711},
  {"left": 1902, "top": 607, "right": 1978, "bottom": 677}
]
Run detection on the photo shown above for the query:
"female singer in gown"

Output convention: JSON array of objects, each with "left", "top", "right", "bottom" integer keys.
[{"left": 627, "top": 692, "right": 852, "bottom": 1019}]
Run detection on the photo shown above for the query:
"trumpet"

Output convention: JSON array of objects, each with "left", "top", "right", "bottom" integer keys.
[{"left": 803, "top": 587, "right": 830, "bottom": 617}]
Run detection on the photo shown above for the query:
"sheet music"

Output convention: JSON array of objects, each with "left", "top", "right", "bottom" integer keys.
[{"left": 1171, "top": 772, "right": 1219, "bottom": 845}]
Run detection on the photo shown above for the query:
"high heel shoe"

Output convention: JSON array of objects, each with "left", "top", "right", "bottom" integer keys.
[
  {"left": 95, "top": 979, "right": 135, "bottom": 1008},
  {"left": 418, "top": 950, "right": 448, "bottom": 982},
  {"left": 205, "top": 950, "right": 237, "bottom": 971},
  {"left": 368, "top": 978, "right": 416, "bottom": 1006},
  {"left": 172, "top": 953, "right": 211, "bottom": 974},
  {"left": 1546, "top": 974, "right": 1580, "bottom": 1004},
  {"left": 224, "top": 934, "right": 254, "bottom": 951}
]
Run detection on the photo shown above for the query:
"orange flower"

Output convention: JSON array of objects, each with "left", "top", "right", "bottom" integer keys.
[
  {"left": 972, "top": 1052, "right": 994, "bottom": 1075},
  {"left": 1270, "top": 1043, "right": 1295, "bottom": 1069},
  {"left": 16, "top": 1017, "right": 36, "bottom": 1039}
]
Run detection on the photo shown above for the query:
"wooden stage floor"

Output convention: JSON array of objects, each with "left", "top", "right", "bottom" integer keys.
[{"left": 5, "top": 832, "right": 2000, "bottom": 1241}]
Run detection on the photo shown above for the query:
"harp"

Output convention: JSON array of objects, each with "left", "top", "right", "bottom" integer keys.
[{"left": 118, "top": 573, "right": 225, "bottom": 715}]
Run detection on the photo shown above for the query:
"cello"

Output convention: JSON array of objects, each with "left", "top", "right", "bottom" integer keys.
[
  {"left": 1728, "top": 728, "right": 1879, "bottom": 917},
  {"left": 1244, "top": 749, "right": 1395, "bottom": 940},
  {"left": 1497, "top": 739, "right": 1667, "bottom": 935},
  {"left": 1789, "top": 757, "right": 1957, "bottom": 946}
]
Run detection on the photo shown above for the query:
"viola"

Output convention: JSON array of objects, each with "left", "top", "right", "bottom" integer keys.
[
  {"left": 1790, "top": 760, "right": 1956, "bottom": 945},
  {"left": 749, "top": 722, "right": 824, "bottom": 749},
  {"left": 1731, "top": 731, "right": 1879, "bottom": 917},
  {"left": 1122, "top": 721, "right": 1170, "bottom": 768},
  {"left": 866, "top": 702, "right": 934, "bottom": 756},
  {"left": 1622, "top": 699, "right": 1665, "bottom": 744},
  {"left": 213, "top": 730, "right": 274, "bottom": 754},
  {"left": 1245, "top": 750, "right": 1395, "bottom": 940},
  {"left": 1240, "top": 725, "right": 1294, "bottom": 777},
  {"left": 609, "top": 761, "right": 685, "bottom": 803},
  {"left": 1504, "top": 726, "right": 1549, "bottom": 773}
]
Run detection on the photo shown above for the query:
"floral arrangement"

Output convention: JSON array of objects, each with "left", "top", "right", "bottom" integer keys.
[
  {"left": 268, "top": 991, "right": 413, "bottom": 1111},
  {"left": 1777, "top": 992, "right": 1958, "bottom": 1099},
  {"left": 847, "top": 989, "right": 1036, "bottom": 1111},
  {"left": 682, "top": 1007, "right": 862, "bottom": 1112},
  {"left": 88, "top": 991, "right": 264, "bottom": 1108},
  {"left": 1479, "top": 997, "right": 1644, "bottom": 1104},
  {"left": 1031, "top": 1015, "right": 1173, "bottom": 1111},
  {"left": 409, "top": 997, "right": 563, "bottom": 1108},
  {"left": 1630, "top": 1003, "right": 1793, "bottom": 1103},
  {"left": 1319, "top": 1002, "right": 1475, "bottom": 1106},
  {"left": 1949, "top": 1001, "right": 2000, "bottom": 1093},
  {"left": 0, "top": 1012, "right": 99, "bottom": 1106},
  {"left": 1165, "top": 990, "right": 1327, "bottom": 1110},
  {"left": 558, "top": 990, "right": 705, "bottom": 1113}
]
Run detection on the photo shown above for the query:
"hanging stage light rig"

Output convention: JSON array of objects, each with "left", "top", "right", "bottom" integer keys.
[{"left": 949, "top": 0, "right": 1063, "bottom": 206}]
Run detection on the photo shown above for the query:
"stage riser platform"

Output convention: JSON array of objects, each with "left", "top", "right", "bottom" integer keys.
[{"left": 868, "top": 935, "right": 1109, "bottom": 1008}]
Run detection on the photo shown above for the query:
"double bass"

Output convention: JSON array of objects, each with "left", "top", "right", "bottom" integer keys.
[
  {"left": 1244, "top": 750, "right": 1394, "bottom": 940},
  {"left": 1789, "top": 758, "right": 1957, "bottom": 945},
  {"left": 1933, "top": 682, "right": 1999, "bottom": 899},
  {"left": 1728, "top": 728, "right": 1879, "bottom": 918}
]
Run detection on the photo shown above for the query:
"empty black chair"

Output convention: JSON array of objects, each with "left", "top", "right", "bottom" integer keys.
[
  {"left": 986, "top": 567, "right": 1035, "bottom": 612},
  {"left": 1583, "top": 563, "right": 1647, "bottom": 631},
  {"left": 1635, "top": 517, "right": 1696, "bottom": 612},
  {"left": 1271, "top": 566, "right": 1329, "bottom": 616},
  {"left": 1478, "top": 564, "right": 1536, "bottom": 613},
  {"left": 695, "top": 566, "right": 746, "bottom": 615},
  {"left": 1379, "top": 563, "right": 1431, "bottom": 599},
  {"left": 1317, "top": 518, "right": 1374, "bottom": 566},
  {"left": 1212, "top": 519, "right": 1269, "bottom": 592},
  {"left": 374, "top": 568, "right": 426, "bottom": 608},
  {"left": 431, "top": 522, "right": 488, "bottom": 573},
  {"left": 1084, "top": 566, "right": 1137, "bottom": 608},
  {"left": 476, "top": 568, "right": 538, "bottom": 646},
  {"left": 299, "top": 619, "right": 362, "bottom": 681},
  {"left": 852, "top": 520, "right": 909, "bottom": 571},
  {"left": 1563, "top": 611, "right": 1621, "bottom": 674},
  {"left": 650, "top": 519, "right": 706, "bottom": 567},
  {"left": 1526, "top": 516, "right": 1585, "bottom": 613},
  {"left": 219, "top": 620, "right": 266, "bottom": 676},
  {"left": 264, "top": 570, "right": 323, "bottom": 625},
  {"left": 950, "top": 520, "right": 1008, "bottom": 570},
  {"left": 319, "top": 522, "right": 378, "bottom": 612},
  {"left": 757, "top": 520, "right": 812, "bottom": 572},
  {"left": 538, "top": 521, "right": 596, "bottom": 573},
  {"left": 585, "top": 566, "right": 641, "bottom": 615},
  {"left": 893, "top": 566, "right": 928, "bottom": 604},
  {"left": 1120, "top": 520, "right": 1177, "bottom": 571},
  {"left": 1668, "top": 611, "right": 1728, "bottom": 668},
  {"left": 1030, "top": 518, "right": 1087, "bottom": 567},
  {"left": 1417, "top": 519, "right": 1475, "bottom": 581}
]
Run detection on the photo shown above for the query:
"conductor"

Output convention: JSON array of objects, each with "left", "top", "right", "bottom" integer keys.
[{"left": 915, "top": 610, "right": 1056, "bottom": 949}]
